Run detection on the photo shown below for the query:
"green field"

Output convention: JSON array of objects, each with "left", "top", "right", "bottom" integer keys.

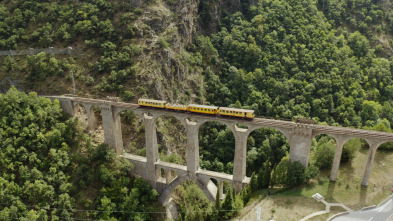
[{"left": 235, "top": 148, "right": 393, "bottom": 221}]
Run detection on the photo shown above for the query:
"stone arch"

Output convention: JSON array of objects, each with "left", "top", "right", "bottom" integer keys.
[
  {"left": 332, "top": 137, "right": 370, "bottom": 184},
  {"left": 308, "top": 133, "right": 350, "bottom": 179},
  {"left": 245, "top": 125, "right": 291, "bottom": 176},
  {"left": 154, "top": 114, "right": 187, "bottom": 165},
  {"left": 198, "top": 120, "right": 237, "bottom": 175},
  {"left": 157, "top": 175, "right": 216, "bottom": 205},
  {"left": 196, "top": 119, "right": 235, "bottom": 132},
  {"left": 152, "top": 112, "right": 186, "bottom": 128},
  {"left": 364, "top": 140, "right": 393, "bottom": 187},
  {"left": 87, "top": 104, "right": 104, "bottom": 142},
  {"left": 73, "top": 103, "right": 88, "bottom": 130},
  {"left": 116, "top": 109, "right": 146, "bottom": 156}
]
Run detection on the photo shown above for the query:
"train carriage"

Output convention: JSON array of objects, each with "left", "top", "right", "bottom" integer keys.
[
  {"left": 166, "top": 103, "right": 188, "bottom": 111},
  {"left": 187, "top": 104, "right": 219, "bottom": 115},
  {"left": 138, "top": 98, "right": 166, "bottom": 108},
  {"left": 218, "top": 107, "right": 255, "bottom": 119}
]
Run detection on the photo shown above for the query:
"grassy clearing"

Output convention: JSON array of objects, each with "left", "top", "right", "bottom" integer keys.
[{"left": 235, "top": 147, "right": 393, "bottom": 221}]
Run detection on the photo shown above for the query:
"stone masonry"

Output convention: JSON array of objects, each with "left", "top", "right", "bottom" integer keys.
[{"left": 47, "top": 96, "right": 393, "bottom": 203}]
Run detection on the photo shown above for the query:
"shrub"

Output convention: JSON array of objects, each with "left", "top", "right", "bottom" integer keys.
[
  {"left": 287, "top": 161, "right": 305, "bottom": 187},
  {"left": 122, "top": 90, "right": 135, "bottom": 101},
  {"left": 315, "top": 138, "right": 335, "bottom": 169},
  {"left": 158, "top": 37, "right": 169, "bottom": 48}
]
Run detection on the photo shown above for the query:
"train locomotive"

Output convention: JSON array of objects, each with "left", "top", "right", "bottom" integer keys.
[{"left": 138, "top": 98, "right": 255, "bottom": 119}]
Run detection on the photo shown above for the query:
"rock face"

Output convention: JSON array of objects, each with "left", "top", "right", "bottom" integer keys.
[
  {"left": 173, "top": 0, "right": 200, "bottom": 46},
  {"left": 130, "top": 0, "right": 257, "bottom": 101},
  {"left": 131, "top": 0, "right": 203, "bottom": 102}
]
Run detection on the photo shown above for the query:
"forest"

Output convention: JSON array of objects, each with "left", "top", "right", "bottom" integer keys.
[
  {"left": 1, "top": 0, "right": 393, "bottom": 220},
  {"left": 0, "top": 88, "right": 160, "bottom": 220}
]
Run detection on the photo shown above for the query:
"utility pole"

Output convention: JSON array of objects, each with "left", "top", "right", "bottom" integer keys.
[{"left": 68, "top": 47, "right": 76, "bottom": 95}]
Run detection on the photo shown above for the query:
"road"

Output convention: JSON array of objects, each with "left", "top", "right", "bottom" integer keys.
[{"left": 333, "top": 195, "right": 393, "bottom": 221}]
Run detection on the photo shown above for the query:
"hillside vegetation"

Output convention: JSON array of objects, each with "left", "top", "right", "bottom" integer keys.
[
  {"left": 2, "top": 0, "right": 393, "bottom": 220},
  {"left": 194, "top": 0, "right": 393, "bottom": 176},
  {"left": 0, "top": 0, "right": 204, "bottom": 102},
  {"left": 0, "top": 88, "right": 161, "bottom": 220}
]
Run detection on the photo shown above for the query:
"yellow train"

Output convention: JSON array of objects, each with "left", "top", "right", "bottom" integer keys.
[{"left": 138, "top": 99, "right": 255, "bottom": 119}]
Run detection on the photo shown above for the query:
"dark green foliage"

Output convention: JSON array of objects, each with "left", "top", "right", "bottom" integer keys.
[
  {"left": 199, "top": 122, "right": 235, "bottom": 174},
  {"left": 177, "top": 181, "right": 212, "bottom": 221},
  {"left": 0, "top": 88, "right": 158, "bottom": 220},
  {"left": 215, "top": 182, "right": 221, "bottom": 210},
  {"left": 246, "top": 129, "right": 289, "bottom": 176},
  {"left": 257, "top": 168, "right": 264, "bottom": 189},
  {"left": 197, "top": 0, "right": 393, "bottom": 131},
  {"left": 249, "top": 172, "right": 258, "bottom": 192},
  {"left": 220, "top": 188, "right": 234, "bottom": 219},
  {"left": 0, "top": 0, "right": 140, "bottom": 93},
  {"left": 315, "top": 137, "right": 336, "bottom": 169},
  {"left": 305, "top": 165, "right": 319, "bottom": 183},
  {"left": 261, "top": 159, "right": 272, "bottom": 188},
  {"left": 220, "top": 187, "right": 241, "bottom": 219},
  {"left": 271, "top": 156, "right": 290, "bottom": 186},
  {"left": 27, "top": 52, "right": 70, "bottom": 80},
  {"left": 256, "top": 159, "right": 272, "bottom": 189},
  {"left": 287, "top": 161, "right": 306, "bottom": 187},
  {"left": 122, "top": 90, "right": 135, "bottom": 102},
  {"left": 240, "top": 186, "right": 251, "bottom": 204}
]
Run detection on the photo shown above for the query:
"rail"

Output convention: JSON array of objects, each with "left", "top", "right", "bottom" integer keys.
[{"left": 49, "top": 95, "right": 393, "bottom": 141}]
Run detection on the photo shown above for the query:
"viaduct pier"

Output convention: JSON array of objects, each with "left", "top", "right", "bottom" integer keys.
[{"left": 47, "top": 95, "right": 393, "bottom": 204}]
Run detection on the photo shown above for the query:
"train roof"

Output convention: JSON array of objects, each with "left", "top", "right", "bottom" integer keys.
[
  {"left": 138, "top": 98, "right": 166, "bottom": 103},
  {"left": 166, "top": 103, "right": 187, "bottom": 107},
  {"left": 219, "top": 107, "right": 255, "bottom": 113},
  {"left": 188, "top": 104, "right": 219, "bottom": 109}
]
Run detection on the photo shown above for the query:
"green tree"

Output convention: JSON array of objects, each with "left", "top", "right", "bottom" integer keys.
[
  {"left": 315, "top": 138, "right": 336, "bottom": 169},
  {"left": 287, "top": 161, "right": 306, "bottom": 187},
  {"left": 249, "top": 172, "right": 258, "bottom": 192}
]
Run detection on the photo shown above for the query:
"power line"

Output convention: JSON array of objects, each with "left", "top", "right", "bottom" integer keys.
[{"left": 0, "top": 47, "right": 78, "bottom": 56}]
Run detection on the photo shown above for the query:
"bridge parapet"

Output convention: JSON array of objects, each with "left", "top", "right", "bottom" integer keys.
[{"left": 155, "top": 161, "right": 188, "bottom": 176}]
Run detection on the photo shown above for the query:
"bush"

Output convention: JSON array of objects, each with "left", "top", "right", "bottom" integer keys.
[
  {"left": 315, "top": 138, "right": 335, "bottom": 169},
  {"left": 341, "top": 139, "right": 359, "bottom": 163},
  {"left": 287, "top": 161, "right": 305, "bottom": 187},
  {"left": 305, "top": 165, "right": 319, "bottom": 182},
  {"left": 122, "top": 90, "right": 135, "bottom": 101},
  {"left": 158, "top": 37, "right": 169, "bottom": 48}
]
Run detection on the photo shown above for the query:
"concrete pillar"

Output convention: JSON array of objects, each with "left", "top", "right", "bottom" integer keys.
[
  {"left": 330, "top": 136, "right": 350, "bottom": 181},
  {"left": 87, "top": 105, "right": 97, "bottom": 131},
  {"left": 144, "top": 113, "right": 160, "bottom": 188},
  {"left": 101, "top": 105, "right": 123, "bottom": 155},
  {"left": 219, "top": 181, "right": 224, "bottom": 198},
  {"left": 288, "top": 125, "right": 313, "bottom": 167},
  {"left": 361, "top": 140, "right": 382, "bottom": 186},
  {"left": 166, "top": 170, "right": 173, "bottom": 184},
  {"left": 232, "top": 126, "right": 249, "bottom": 192},
  {"left": 57, "top": 97, "right": 74, "bottom": 116},
  {"left": 186, "top": 119, "right": 199, "bottom": 176}
]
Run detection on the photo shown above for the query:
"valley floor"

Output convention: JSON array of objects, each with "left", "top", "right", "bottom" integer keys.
[{"left": 235, "top": 149, "right": 393, "bottom": 221}]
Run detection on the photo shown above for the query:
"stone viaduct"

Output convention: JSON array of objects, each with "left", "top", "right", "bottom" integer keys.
[{"left": 47, "top": 95, "right": 393, "bottom": 205}]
